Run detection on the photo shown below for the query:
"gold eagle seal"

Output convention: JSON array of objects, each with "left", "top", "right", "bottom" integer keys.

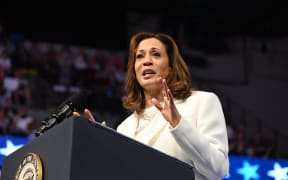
[{"left": 14, "top": 153, "right": 43, "bottom": 180}]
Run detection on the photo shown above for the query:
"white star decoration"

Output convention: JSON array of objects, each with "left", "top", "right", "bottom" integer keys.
[
  {"left": 0, "top": 139, "right": 24, "bottom": 156},
  {"left": 267, "top": 162, "right": 288, "bottom": 180},
  {"left": 237, "top": 160, "right": 260, "bottom": 180}
]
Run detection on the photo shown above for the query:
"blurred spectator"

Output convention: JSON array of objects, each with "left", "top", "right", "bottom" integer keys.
[
  {"left": 71, "top": 48, "right": 88, "bottom": 86},
  {"left": 0, "top": 49, "right": 12, "bottom": 74},
  {"left": 10, "top": 42, "right": 35, "bottom": 76},
  {"left": 11, "top": 81, "right": 31, "bottom": 107},
  {"left": 248, "top": 131, "right": 268, "bottom": 157},
  {"left": 228, "top": 121, "right": 248, "bottom": 156},
  {"left": 0, "top": 87, "right": 12, "bottom": 109},
  {"left": 3, "top": 73, "right": 20, "bottom": 95},
  {"left": 57, "top": 47, "right": 73, "bottom": 86},
  {"left": 8, "top": 106, "right": 35, "bottom": 137}
]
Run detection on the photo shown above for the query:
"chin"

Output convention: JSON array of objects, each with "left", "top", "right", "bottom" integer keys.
[{"left": 140, "top": 81, "right": 158, "bottom": 90}]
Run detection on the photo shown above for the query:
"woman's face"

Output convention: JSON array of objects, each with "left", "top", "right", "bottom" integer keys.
[{"left": 134, "top": 38, "right": 170, "bottom": 91}]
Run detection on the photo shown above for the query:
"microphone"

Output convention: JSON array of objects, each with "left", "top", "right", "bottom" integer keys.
[{"left": 35, "top": 91, "right": 88, "bottom": 137}]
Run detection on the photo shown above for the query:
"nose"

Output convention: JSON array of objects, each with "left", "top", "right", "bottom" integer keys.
[{"left": 143, "top": 55, "right": 152, "bottom": 66}]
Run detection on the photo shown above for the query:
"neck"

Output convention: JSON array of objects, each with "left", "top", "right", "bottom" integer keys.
[{"left": 144, "top": 88, "right": 162, "bottom": 108}]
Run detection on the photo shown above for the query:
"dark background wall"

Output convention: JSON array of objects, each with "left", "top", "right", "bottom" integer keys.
[{"left": 1, "top": 0, "right": 285, "bottom": 49}]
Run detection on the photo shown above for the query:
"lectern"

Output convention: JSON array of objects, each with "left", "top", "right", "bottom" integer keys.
[{"left": 1, "top": 116, "right": 195, "bottom": 179}]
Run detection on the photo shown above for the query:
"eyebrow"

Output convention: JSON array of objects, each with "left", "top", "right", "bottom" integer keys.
[
  {"left": 137, "top": 47, "right": 161, "bottom": 53},
  {"left": 151, "top": 47, "right": 160, "bottom": 51}
]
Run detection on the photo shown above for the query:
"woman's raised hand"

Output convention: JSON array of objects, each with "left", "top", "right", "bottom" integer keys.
[{"left": 151, "top": 77, "right": 181, "bottom": 127}]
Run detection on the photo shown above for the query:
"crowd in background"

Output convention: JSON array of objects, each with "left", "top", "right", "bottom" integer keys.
[
  {"left": 226, "top": 121, "right": 279, "bottom": 159},
  {"left": 0, "top": 23, "right": 284, "bottom": 159}
]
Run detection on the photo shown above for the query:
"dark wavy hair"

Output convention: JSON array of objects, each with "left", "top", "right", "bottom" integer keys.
[{"left": 123, "top": 32, "right": 193, "bottom": 114}]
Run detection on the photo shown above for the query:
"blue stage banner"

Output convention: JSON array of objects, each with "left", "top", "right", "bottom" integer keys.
[
  {"left": 224, "top": 155, "right": 288, "bottom": 180},
  {"left": 0, "top": 135, "right": 32, "bottom": 168},
  {"left": 0, "top": 135, "right": 288, "bottom": 179}
]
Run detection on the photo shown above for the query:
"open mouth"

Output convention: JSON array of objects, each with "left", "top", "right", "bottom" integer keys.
[{"left": 142, "top": 69, "right": 156, "bottom": 76}]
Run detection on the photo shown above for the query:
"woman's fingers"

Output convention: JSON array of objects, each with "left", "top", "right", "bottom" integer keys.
[
  {"left": 101, "top": 121, "right": 107, "bottom": 126},
  {"left": 152, "top": 98, "right": 162, "bottom": 111},
  {"left": 73, "top": 111, "right": 81, "bottom": 117},
  {"left": 159, "top": 78, "right": 170, "bottom": 101},
  {"left": 160, "top": 78, "right": 166, "bottom": 94},
  {"left": 73, "top": 109, "right": 107, "bottom": 126},
  {"left": 84, "top": 109, "right": 95, "bottom": 121},
  {"left": 73, "top": 109, "right": 96, "bottom": 122},
  {"left": 167, "top": 88, "right": 175, "bottom": 106}
]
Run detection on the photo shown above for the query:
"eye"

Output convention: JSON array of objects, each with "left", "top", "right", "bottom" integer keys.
[
  {"left": 152, "top": 52, "right": 160, "bottom": 57},
  {"left": 136, "top": 54, "right": 144, "bottom": 59}
]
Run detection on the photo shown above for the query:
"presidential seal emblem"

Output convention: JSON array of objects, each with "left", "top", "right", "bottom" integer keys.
[{"left": 14, "top": 153, "right": 43, "bottom": 180}]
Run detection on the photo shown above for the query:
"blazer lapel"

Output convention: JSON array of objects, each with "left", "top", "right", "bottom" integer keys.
[
  {"left": 119, "top": 112, "right": 139, "bottom": 138},
  {"left": 119, "top": 109, "right": 169, "bottom": 146},
  {"left": 139, "top": 115, "right": 168, "bottom": 146}
]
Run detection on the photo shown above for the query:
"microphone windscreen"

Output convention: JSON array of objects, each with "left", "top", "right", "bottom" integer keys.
[{"left": 62, "top": 92, "right": 89, "bottom": 113}]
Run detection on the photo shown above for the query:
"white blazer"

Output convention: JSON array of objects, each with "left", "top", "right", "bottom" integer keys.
[{"left": 117, "top": 91, "right": 229, "bottom": 180}]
